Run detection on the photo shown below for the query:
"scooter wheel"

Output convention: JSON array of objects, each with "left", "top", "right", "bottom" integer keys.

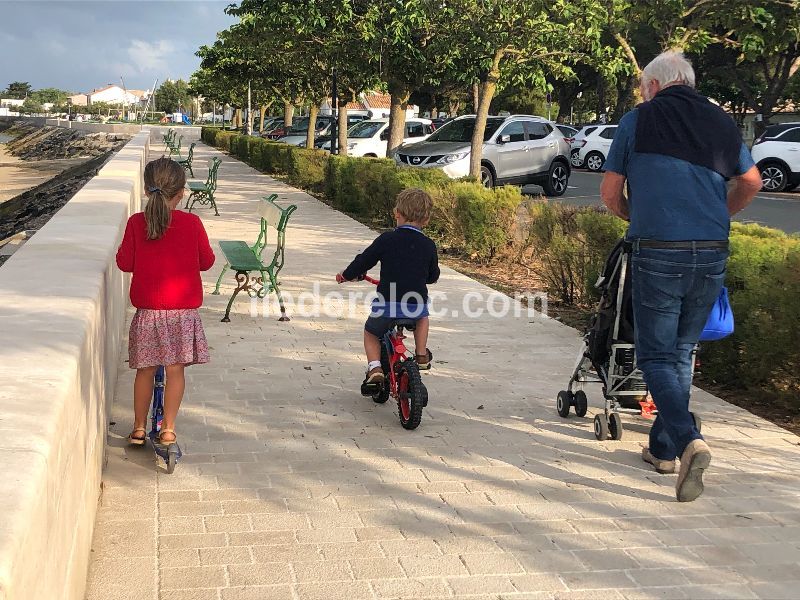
[{"left": 166, "top": 446, "right": 178, "bottom": 474}]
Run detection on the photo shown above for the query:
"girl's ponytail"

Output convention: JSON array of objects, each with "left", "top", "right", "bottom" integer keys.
[{"left": 143, "top": 157, "right": 187, "bottom": 240}]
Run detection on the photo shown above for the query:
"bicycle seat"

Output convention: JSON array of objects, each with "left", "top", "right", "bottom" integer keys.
[{"left": 393, "top": 318, "right": 417, "bottom": 330}]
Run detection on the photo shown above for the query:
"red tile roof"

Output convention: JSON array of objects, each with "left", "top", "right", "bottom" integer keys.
[{"left": 364, "top": 93, "right": 391, "bottom": 109}]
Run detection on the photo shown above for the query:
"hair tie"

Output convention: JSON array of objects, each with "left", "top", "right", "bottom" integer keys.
[{"left": 148, "top": 186, "right": 161, "bottom": 194}]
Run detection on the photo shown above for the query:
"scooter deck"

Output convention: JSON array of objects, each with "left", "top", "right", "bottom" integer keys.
[{"left": 148, "top": 430, "right": 183, "bottom": 462}]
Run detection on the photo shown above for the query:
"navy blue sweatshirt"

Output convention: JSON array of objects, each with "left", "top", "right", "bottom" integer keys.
[{"left": 342, "top": 226, "right": 440, "bottom": 304}]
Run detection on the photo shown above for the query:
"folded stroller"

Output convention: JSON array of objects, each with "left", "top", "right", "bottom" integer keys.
[{"left": 555, "top": 239, "right": 702, "bottom": 440}]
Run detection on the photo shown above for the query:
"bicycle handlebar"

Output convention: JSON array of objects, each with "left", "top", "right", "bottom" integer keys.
[{"left": 336, "top": 273, "right": 379, "bottom": 285}]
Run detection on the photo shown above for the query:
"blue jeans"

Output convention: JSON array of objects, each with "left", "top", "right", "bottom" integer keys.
[{"left": 630, "top": 244, "right": 728, "bottom": 460}]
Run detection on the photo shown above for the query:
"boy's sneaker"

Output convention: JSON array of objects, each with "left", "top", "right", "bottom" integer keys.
[
  {"left": 415, "top": 348, "right": 433, "bottom": 371},
  {"left": 364, "top": 367, "right": 385, "bottom": 384},
  {"left": 676, "top": 439, "right": 712, "bottom": 502}
]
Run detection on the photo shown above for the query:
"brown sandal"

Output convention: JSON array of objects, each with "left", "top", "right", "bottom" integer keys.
[
  {"left": 127, "top": 427, "right": 147, "bottom": 446},
  {"left": 159, "top": 428, "right": 177, "bottom": 446}
]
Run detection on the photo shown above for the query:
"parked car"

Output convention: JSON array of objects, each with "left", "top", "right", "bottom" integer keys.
[
  {"left": 299, "top": 114, "right": 372, "bottom": 148},
  {"left": 255, "top": 116, "right": 282, "bottom": 136},
  {"left": 278, "top": 116, "right": 335, "bottom": 145},
  {"left": 751, "top": 122, "right": 800, "bottom": 192},
  {"left": 556, "top": 124, "right": 579, "bottom": 140},
  {"left": 570, "top": 124, "right": 617, "bottom": 171},
  {"left": 394, "top": 114, "right": 571, "bottom": 196},
  {"left": 320, "top": 118, "right": 434, "bottom": 156}
]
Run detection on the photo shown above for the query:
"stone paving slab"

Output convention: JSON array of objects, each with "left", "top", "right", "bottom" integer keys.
[{"left": 85, "top": 141, "right": 800, "bottom": 600}]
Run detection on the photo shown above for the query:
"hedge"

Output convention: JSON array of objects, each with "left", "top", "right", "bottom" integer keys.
[{"left": 200, "top": 127, "right": 800, "bottom": 395}]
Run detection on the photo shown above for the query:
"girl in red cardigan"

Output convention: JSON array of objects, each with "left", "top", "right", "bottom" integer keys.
[{"left": 116, "top": 157, "right": 215, "bottom": 447}]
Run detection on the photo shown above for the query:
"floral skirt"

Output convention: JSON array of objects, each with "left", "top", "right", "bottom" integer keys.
[{"left": 128, "top": 309, "right": 210, "bottom": 369}]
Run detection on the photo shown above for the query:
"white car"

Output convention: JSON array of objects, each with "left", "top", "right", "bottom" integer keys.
[
  {"left": 570, "top": 125, "right": 617, "bottom": 171},
  {"left": 323, "top": 118, "right": 433, "bottom": 157},
  {"left": 751, "top": 123, "right": 800, "bottom": 192}
]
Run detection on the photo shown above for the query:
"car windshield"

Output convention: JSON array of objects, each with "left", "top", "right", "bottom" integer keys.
[
  {"left": 349, "top": 121, "right": 385, "bottom": 138},
  {"left": 287, "top": 117, "right": 312, "bottom": 134},
  {"left": 426, "top": 117, "right": 505, "bottom": 143}
]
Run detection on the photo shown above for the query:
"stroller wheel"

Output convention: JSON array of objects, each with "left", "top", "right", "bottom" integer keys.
[
  {"left": 609, "top": 413, "right": 623, "bottom": 440},
  {"left": 557, "top": 391, "right": 573, "bottom": 418},
  {"left": 574, "top": 391, "right": 588, "bottom": 418},
  {"left": 594, "top": 414, "right": 609, "bottom": 440},
  {"left": 691, "top": 412, "right": 702, "bottom": 433}
]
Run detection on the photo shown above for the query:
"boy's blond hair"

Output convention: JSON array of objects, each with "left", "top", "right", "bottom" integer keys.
[{"left": 395, "top": 188, "right": 433, "bottom": 223}]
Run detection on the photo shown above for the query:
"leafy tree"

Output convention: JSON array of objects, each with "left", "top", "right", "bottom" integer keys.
[
  {"left": 155, "top": 79, "right": 192, "bottom": 113},
  {"left": 4, "top": 82, "right": 32, "bottom": 99},
  {"left": 445, "top": 0, "right": 608, "bottom": 178},
  {"left": 30, "top": 88, "right": 70, "bottom": 105},
  {"left": 21, "top": 97, "right": 43, "bottom": 114}
]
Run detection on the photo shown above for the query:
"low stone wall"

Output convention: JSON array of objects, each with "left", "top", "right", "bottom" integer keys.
[
  {"left": 43, "top": 120, "right": 203, "bottom": 143},
  {"left": 0, "top": 132, "right": 150, "bottom": 600}
]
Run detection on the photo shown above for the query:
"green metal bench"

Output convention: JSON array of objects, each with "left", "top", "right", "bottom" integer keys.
[
  {"left": 185, "top": 157, "right": 221, "bottom": 215},
  {"left": 168, "top": 134, "right": 183, "bottom": 158},
  {"left": 163, "top": 128, "right": 175, "bottom": 146},
  {"left": 212, "top": 194, "right": 297, "bottom": 322},
  {"left": 177, "top": 142, "right": 195, "bottom": 177}
]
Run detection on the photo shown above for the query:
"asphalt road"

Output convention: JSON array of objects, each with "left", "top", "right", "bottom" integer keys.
[{"left": 524, "top": 170, "right": 800, "bottom": 234}]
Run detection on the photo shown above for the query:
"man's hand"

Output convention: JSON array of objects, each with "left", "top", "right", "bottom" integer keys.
[
  {"left": 728, "top": 166, "right": 762, "bottom": 215},
  {"left": 600, "top": 171, "right": 630, "bottom": 221}
]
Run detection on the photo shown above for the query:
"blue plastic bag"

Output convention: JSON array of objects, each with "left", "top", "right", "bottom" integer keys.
[{"left": 700, "top": 286, "right": 734, "bottom": 341}]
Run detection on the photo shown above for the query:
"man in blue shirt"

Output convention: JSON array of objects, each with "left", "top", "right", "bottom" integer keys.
[{"left": 601, "top": 51, "right": 762, "bottom": 502}]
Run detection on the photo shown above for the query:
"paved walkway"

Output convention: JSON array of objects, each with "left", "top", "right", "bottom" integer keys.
[{"left": 85, "top": 142, "right": 800, "bottom": 600}]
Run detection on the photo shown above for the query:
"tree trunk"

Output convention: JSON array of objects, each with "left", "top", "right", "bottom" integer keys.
[
  {"left": 235, "top": 108, "right": 242, "bottom": 129},
  {"left": 283, "top": 100, "right": 294, "bottom": 128},
  {"left": 386, "top": 81, "right": 411, "bottom": 157},
  {"left": 259, "top": 105, "right": 267, "bottom": 132},
  {"left": 448, "top": 97, "right": 461, "bottom": 117},
  {"left": 338, "top": 102, "right": 349, "bottom": 156},
  {"left": 614, "top": 33, "right": 642, "bottom": 104},
  {"left": 612, "top": 75, "right": 636, "bottom": 122},
  {"left": 306, "top": 103, "right": 319, "bottom": 149},
  {"left": 247, "top": 106, "right": 255, "bottom": 135},
  {"left": 472, "top": 82, "right": 480, "bottom": 113},
  {"left": 469, "top": 74, "right": 499, "bottom": 179},
  {"left": 556, "top": 84, "right": 577, "bottom": 123},
  {"left": 596, "top": 74, "right": 607, "bottom": 122}
]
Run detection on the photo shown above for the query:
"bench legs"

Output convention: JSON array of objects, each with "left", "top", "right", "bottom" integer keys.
[
  {"left": 212, "top": 263, "right": 229, "bottom": 295},
  {"left": 222, "top": 270, "right": 251, "bottom": 323},
  {"left": 186, "top": 191, "right": 219, "bottom": 216},
  {"left": 216, "top": 268, "right": 289, "bottom": 322},
  {"left": 266, "top": 270, "right": 290, "bottom": 322}
]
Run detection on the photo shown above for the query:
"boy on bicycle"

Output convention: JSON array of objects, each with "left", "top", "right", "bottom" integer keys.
[{"left": 337, "top": 188, "right": 440, "bottom": 386}]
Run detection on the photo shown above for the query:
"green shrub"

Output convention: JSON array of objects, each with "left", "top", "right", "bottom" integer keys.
[
  {"left": 700, "top": 231, "right": 800, "bottom": 389},
  {"left": 288, "top": 147, "right": 328, "bottom": 192}
]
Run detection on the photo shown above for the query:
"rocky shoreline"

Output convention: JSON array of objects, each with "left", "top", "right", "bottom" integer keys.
[{"left": 0, "top": 122, "right": 130, "bottom": 266}]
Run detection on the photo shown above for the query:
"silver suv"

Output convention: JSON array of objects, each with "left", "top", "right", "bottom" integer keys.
[{"left": 394, "top": 115, "right": 571, "bottom": 196}]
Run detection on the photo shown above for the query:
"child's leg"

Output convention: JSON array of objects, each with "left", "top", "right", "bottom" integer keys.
[
  {"left": 413, "top": 317, "right": 430, "bottom": 356},
  {"left": 364, "top": 329, "right": 381, "bottom": 363},
  {"left": 161, "top": 363, "right": 186, "bottom": 442},
  {"left": 133, "top": 366, "right": 158, "bottom": 434}
]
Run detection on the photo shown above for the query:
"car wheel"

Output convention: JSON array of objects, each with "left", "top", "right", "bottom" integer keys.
[
  {"left": 585, "top": 151, "right": 605, "bottom": 172},
  {"left": 542, "top": 162, "right": 569, "bottom": 197},
  {"left": 570, "top": 148, "right": 583, "bottom": 167},
  {"left": 760, "top": 163, "right": 789, "bottom": 192},
  {"left": 480, "top": 165, "right": 495, "bottom": 188}
]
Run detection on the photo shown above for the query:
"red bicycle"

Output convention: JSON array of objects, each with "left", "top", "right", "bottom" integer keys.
[{"left": 338, "top": 274, "right": 428, "bottom": 430}]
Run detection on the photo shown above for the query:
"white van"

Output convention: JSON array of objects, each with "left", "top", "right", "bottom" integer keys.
[{"left": 323, "top": 118, "right": 434, "bottom": 157}]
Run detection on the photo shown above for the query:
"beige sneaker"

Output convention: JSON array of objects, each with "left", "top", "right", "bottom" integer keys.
[
  {"left": 676, "top": 439, "right": 712, "bottom": 502},
  {"left": 642, "top": 447, "right": 676, "bottom": 474}
]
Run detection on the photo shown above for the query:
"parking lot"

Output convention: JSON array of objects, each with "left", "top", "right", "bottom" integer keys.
[{"left": 525, "top": 170, "right": 800, "bottom": 234}]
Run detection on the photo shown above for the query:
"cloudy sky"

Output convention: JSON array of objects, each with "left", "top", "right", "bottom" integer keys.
[{"left": 0, "top": 1, "right": 236, "bottom": 93}]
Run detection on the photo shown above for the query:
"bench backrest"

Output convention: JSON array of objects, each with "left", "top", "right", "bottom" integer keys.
[
  {"left": 205, "top": 157, "right": 222, "bottom": 189},
  {"left": 253, "top": 194, "right": 298, "bottom": 272},
  {"left": 185, "top": 142, "right": 195, "bottom": 163}
]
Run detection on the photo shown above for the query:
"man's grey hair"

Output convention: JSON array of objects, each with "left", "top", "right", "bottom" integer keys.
[{"left": 642, "top": 51, "right": 696, "bottom": 88}]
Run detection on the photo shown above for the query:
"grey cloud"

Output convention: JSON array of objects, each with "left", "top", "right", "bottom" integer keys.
[{"left": 0, "top": 1, "right": 235, "bottom": 92}]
